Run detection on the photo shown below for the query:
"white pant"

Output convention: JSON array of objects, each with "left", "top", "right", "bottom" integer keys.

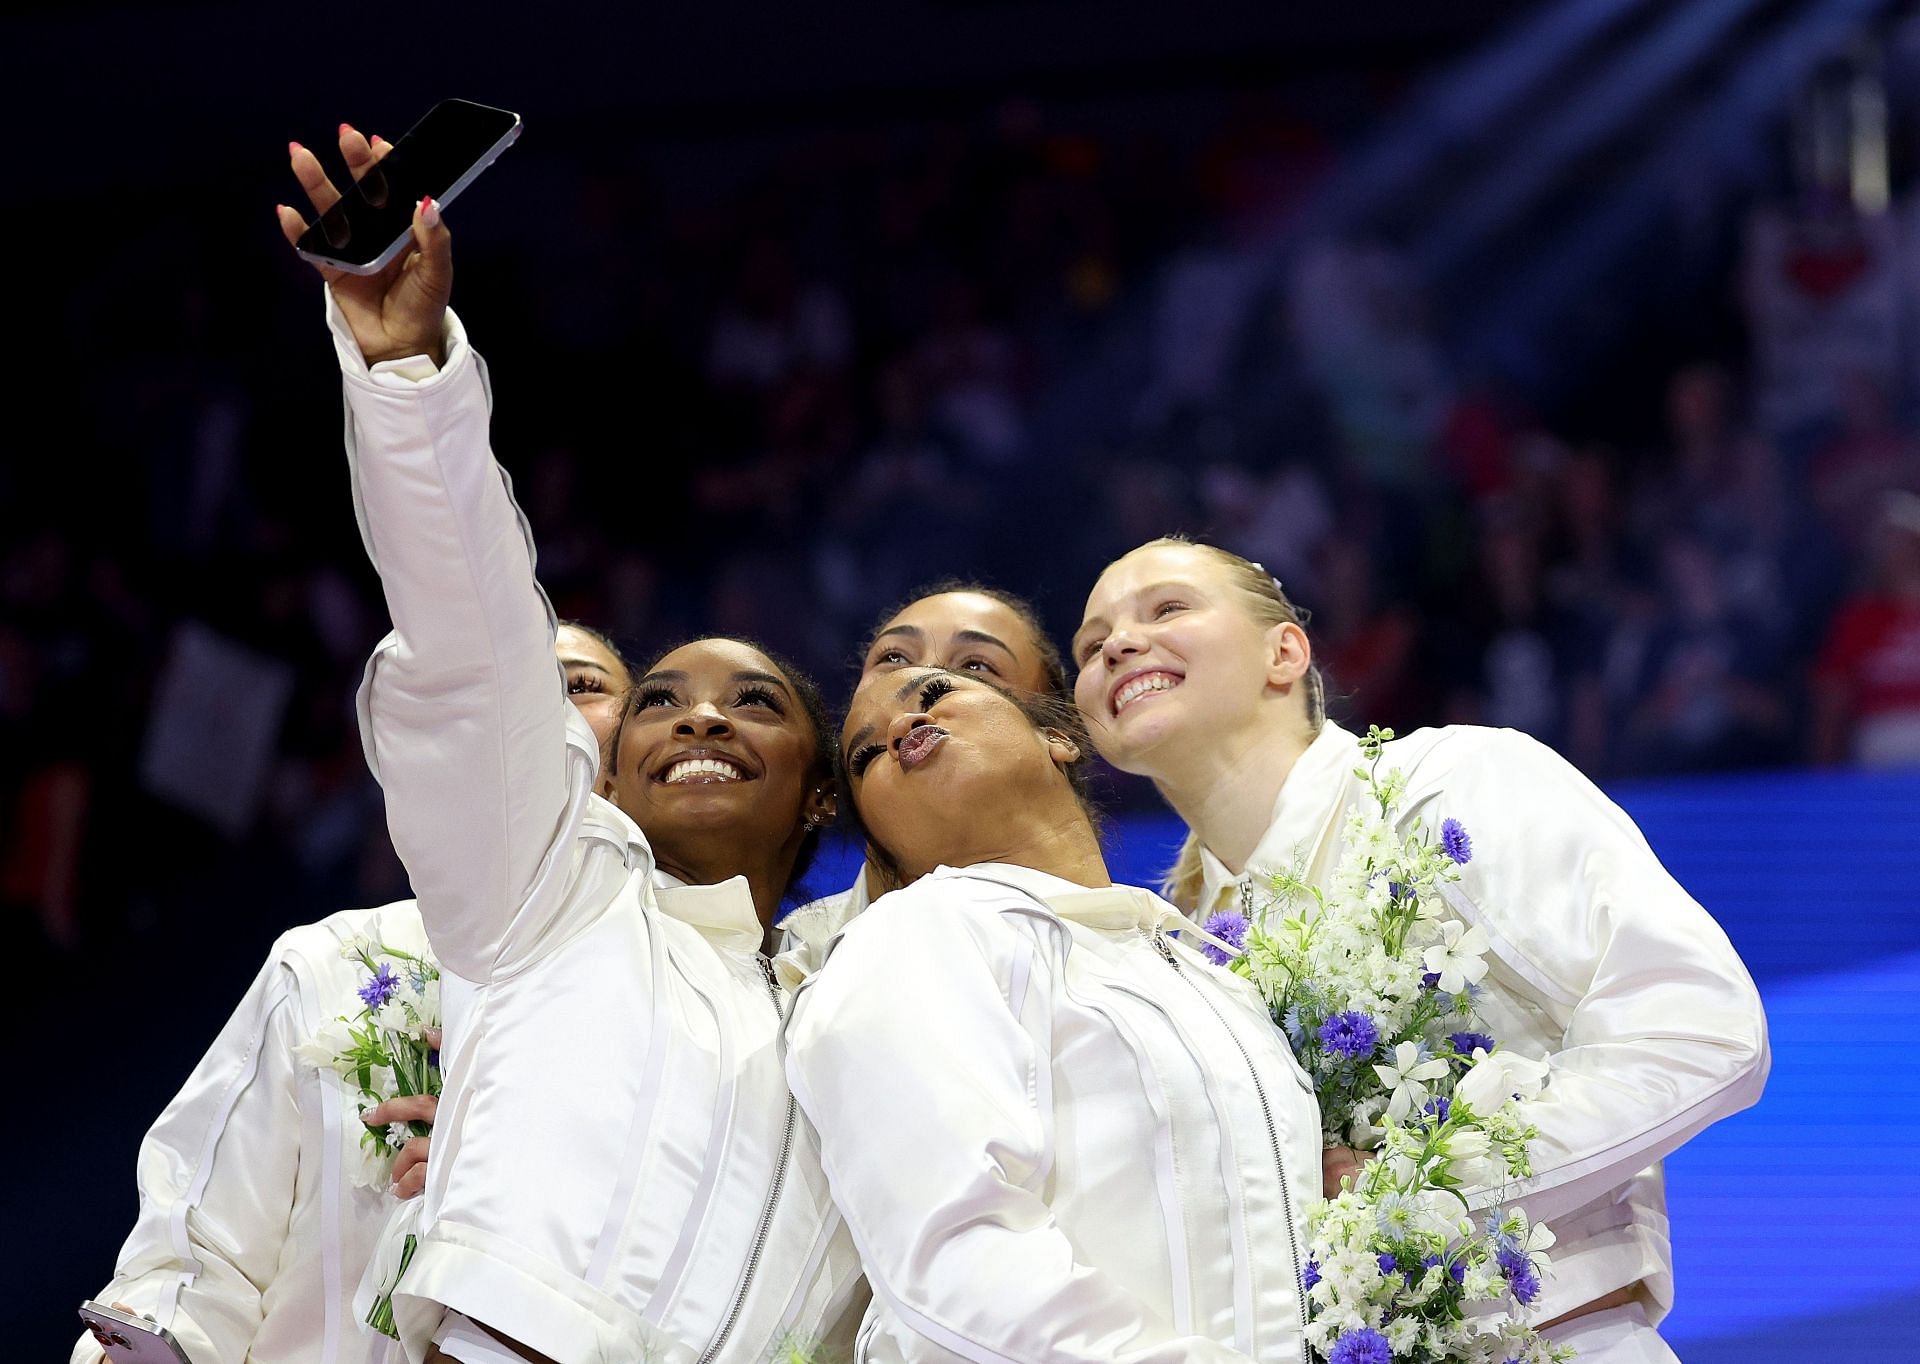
[{"left": 1543, "top": 1301, "right": 1680, "bottom": 1363}]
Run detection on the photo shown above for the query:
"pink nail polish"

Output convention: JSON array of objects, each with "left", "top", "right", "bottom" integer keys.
[
  {"left": 339, "top": 122, "right": 354, "bottom": 136},
  {"left": 288, "top": 141, "right": 304, "bottom": 156}
]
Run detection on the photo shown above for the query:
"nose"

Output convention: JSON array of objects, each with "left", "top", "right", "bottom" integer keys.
[
  {"left": 675, "top": 702, "right": 734, "bottom": 739},
  {"left": 886, "top": 710, "right": 933, "bottom": 751},
  {"left": 1101, "top": 626, "right": 1147, "bottom": 669}
]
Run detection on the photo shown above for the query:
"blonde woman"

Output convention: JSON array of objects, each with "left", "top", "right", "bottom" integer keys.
[{"left": 1072, "top": 536, "right": 1770, "bottom": 1364}]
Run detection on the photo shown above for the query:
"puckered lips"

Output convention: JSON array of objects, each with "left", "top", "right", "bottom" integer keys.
[
  {"left": 651, "top": 746, "right": 755, "bottom": 786},
  {"left": 895, "top": 722, "right": 949, "bottom": 772},
  {"left": 1108, "top": 665, "right": 1184, "bottom": 717}
]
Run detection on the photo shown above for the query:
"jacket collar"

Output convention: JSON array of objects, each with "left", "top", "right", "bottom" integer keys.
[
  {"left": 772, "top": 875, "right": 871, "bottom": 991},
  {"left": 651, "top": 870, "right": 766, "bottom": 954},
  {"left": 927, "top": 863, "right": 1241, "bottom": 957},
  {"left": 1198, "top": 720, "right": 1360, "bottom": 912}
]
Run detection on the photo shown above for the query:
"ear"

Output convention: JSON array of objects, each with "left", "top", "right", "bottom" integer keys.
[
  {"left": 1042, "top": 727, "right": 1083, "bottom": 769},
  {"left": 804, "top": 782, "right": 838, "bottom": 830},
  {"left": 1263, "top": 620, "right": 1311, "bottom": 690}
]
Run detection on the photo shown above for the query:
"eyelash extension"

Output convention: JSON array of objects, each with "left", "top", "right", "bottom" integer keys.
[
  {"left": 634, "top": 685, "right": 679, "bottom": 710},
  {"left": 568, "top": 675, "right": 605, "bottom": 694},
  {"left": 736, "top": 684, "right": 785, "bottom": 711},
  {"left": 918, "top": 675, "right": 957, "bottom": 707},
  {"left": 848, "top": 742, "right": 886, "bottom": 776}
]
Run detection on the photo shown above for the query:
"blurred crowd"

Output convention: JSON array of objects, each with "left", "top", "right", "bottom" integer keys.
[{"left": 4, "top": 90, "right": 1918, "bottom": 951}]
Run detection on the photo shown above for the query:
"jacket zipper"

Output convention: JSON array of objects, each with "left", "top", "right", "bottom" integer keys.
[
  {"left": 1149, "top": 928, "right": 1313, "bottom": 1358},
  {"left": 695, "top": 955, "right": 798, "bottom": 1364}
]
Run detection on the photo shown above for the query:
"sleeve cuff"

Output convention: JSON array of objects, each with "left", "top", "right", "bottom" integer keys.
[{"left": 322, "top": 284, "right": 470, "bottom": 389}]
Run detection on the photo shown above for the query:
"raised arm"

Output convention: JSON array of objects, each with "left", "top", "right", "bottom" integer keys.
[
  {"left": 73, "top": 953, "right": 306, "bottom": 1364},
  {"left": 1428, "top": 730, "right": 1770, "bottom": 1222},
  {"left": 280, "top": 131, "right": 597, "bottom": 980},
  {"left": 786, "top": 896, "right": 1258, "bottom": 1364}
]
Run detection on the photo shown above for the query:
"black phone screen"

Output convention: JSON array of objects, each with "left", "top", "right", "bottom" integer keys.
[{"left": 297, "top": 99, "right": 519, "bottom": 270}]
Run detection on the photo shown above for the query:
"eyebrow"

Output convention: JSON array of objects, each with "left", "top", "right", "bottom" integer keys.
[
  {"left": 874, "top": 624, "right": 1014, "bottom": 655},
  {"left": 558, "top": 657, "right": 613, "bottom": 673}
]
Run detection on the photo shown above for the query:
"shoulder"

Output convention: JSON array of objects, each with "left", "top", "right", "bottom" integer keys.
[
  {"left": 823, "top": 871, "right": 1048, "bottom": 974},
  {"left": 1387, "top": 725, "right": 1583, "bottom": 802}
]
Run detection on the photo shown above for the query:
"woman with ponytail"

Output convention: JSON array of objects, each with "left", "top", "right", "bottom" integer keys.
[{"left": 1072, "top": 536, "right": 1769, "bottom": 1364}]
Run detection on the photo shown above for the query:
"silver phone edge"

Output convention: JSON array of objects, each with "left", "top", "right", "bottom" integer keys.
[{"left": 293, "top": 115, "right": 522, "bottom": 277}]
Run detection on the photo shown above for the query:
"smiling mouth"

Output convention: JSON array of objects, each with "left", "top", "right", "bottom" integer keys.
[
  {"left": 1112, "top": 671, "right": 1182, "bottom": 716},
  {"left": 896, "top": 724, "right": 949, "bottom": 771},
  {"left": 658, "top": 755, "right": 750, "bottom": 785}
]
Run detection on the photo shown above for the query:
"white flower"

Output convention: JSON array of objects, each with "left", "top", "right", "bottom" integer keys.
[
  {"left": 1422, "top": 919, "right": 1490, "bottom": 995},
  {"left": 293, "top": 1017, "right": 358, "bottom": 1076},
  {"left": 1455, "top": 1048, "right": 1551, "bottom": 1116},
  {"left": 1441, "top": 1128, "right": 1502, "bottom": 1187},
  {"left": 1372, "top": 1041, "right": 1450, "bottom": 1122}
]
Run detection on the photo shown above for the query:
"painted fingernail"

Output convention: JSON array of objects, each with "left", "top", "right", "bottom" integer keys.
[
  {"left": 420, "top": 196, "right": 441, "bottom": 228},
  {"left": 288, "top": 141, "right": 304, "bottom": 157},
  {"left": 371, "top": 135, "right": 390, "bottom": 148},
  {"left": 339, "top": 122, "right": 354, "bottom": 137}
]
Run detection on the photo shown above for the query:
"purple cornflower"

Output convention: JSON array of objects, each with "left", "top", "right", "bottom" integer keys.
[
  {"left": 1376, "top": 1252, "right": 1398, "bottom": 1275},
  {"left": 1449, "top": 1030, "right": 1496, "bottom": 1059},
  {"left": 1200, "top": 909, "right": 1249, "bottom": 966},
  {"left": 1318, "top": 1011, "right": 1380, "bottom": 1060},
  {"left": 1328, "top": 1328, "right": 1392, "bottom": 1364},
  {"left": 1422, "top": 1253, "right": 1467, "bottom": 1285},
  {"left": 1303, "top": 1257, "right": 1321, "bottom": 1289},
  {"left": 358, "top": 962, "right": 399, "bottom": 1011},
  {"left": 1440, "top": 818, "right": 1473, "bottom": 865},
  {"left": 1418, "top": 1096, "right": 1452, "bottom": 1127},
  {"left": 1420, "top": 971, "right": 1442, "bottom": 990},
  {"left": 1498, "top": 1247, "right": 1541, "bottom": 1305}
]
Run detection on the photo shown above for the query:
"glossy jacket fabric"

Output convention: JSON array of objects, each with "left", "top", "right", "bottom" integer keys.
[
  {"left": 1196, "top": 722, "right": 1770, "bottom": 1326},
  {"left": 71, "top": 903, "right": 426, "bottom": 1364},
  {"left": 786, "top": 863, "right": 1319, "bottom": 1364},
  {"left": 328, "top": 295, "right": 863, "bottom": 1364}
]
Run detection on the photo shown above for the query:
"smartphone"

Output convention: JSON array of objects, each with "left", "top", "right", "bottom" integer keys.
[
  {"left": 77, "top": 1301, "right": 194, "bottom": 1364},
  {"left": 294, "top": 98, "right": 521, "bottom": 275}
]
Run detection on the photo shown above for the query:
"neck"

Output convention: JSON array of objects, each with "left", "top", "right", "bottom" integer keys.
[
  {"left": 1154, "top": 713, "right": 1317, "bottom": 876},
  {"left": 655, "top": 838, "right": 796, "bottom": 949},
  {"left": 910, "top": 804, "right": 1111, "bottom": 889}
]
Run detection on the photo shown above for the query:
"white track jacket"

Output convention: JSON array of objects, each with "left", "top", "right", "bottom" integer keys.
[
  {"left": 71, "top": 903, "right": 427, "bottom": 1364},
  {"left": 1197, "top": 721, "right": 1771, "bottom": 1325},
  {"left": 787, "top": 863, "right": 1319, "bottom": 1364}
]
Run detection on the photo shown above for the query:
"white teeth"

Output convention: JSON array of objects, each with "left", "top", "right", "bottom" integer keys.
[
  {"left": 663, "top": 757, "right": 746, "bottom": 783},
  {"left": 1114, "top": 674, "right": 1179, "bottom": 712}
]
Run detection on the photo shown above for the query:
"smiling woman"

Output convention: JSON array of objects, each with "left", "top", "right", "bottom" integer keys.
[
  {"left": 784, "top": 665, "right": 1321, "bottom": 1363},
  {"left": 601, "top": 637, "right": 836, "bottom": 914}
]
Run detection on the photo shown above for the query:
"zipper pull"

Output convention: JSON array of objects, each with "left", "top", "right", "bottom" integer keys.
[{"left": 1149, "top": 927, "right": 1180, "bottom": 968}]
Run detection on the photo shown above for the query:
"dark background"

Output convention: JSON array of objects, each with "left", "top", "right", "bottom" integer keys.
[{"left": 6, "top": 1, "right": 1920, "bottom": 1354}]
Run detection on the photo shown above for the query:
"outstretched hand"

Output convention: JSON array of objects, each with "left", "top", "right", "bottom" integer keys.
[{"left": 277, "top": 124, "right": 452, "bottom": 367}]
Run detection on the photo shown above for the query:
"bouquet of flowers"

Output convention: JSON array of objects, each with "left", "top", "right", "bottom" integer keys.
[
  {"left": 1214, "top": 727, "right": 1570, "bottom": 1363},
  {"left": 295, "top": 923, "right": 442, "bottom": 1337}
]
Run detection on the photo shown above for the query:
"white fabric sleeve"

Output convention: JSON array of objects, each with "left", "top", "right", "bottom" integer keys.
[
  {"left": 786, "top": 897, "right": 1255, "bottom": 1364},
  {"left": 328, "top": 289, "right": 604, "bottom": 982},
  {"left": 72, "top": 953, "right": 305, "bottom": 1364},
  {"left": 1426, "top": 729, "right": 1771, "bottom": 1222}
]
